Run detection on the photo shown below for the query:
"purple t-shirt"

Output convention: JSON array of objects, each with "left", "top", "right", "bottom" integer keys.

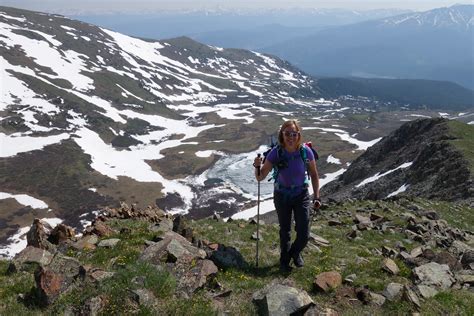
[{"left": 266, "top": 145, "right": 315, "bottom": 188}]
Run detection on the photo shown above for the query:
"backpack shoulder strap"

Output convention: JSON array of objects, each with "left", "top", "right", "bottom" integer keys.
[{"left": 300, "top": 144, "right": 310, "bottom": 185}]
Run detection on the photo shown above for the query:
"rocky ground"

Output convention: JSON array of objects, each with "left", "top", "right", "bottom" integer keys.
[{"left": 1, "top": 197, "right": 473, "bottom": 315}]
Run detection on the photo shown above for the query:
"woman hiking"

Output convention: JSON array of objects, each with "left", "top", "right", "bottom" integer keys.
[{"left": 253, "top": 119, "right": 321, "bottom": 272}]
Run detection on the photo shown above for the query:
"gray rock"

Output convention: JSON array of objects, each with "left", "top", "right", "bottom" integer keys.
[
  {"left": 81, "top": 296, "right": 105, "bottom": 316},
  {"left": 382, "top": 258, "right": 400, "bottom": 275},
  {"left": 434, "top": 251, "right": 462, "bottom": 271},
  {"left": 139, "top": 231, "right": 206, "bottom": 265},
  {"left": 177, "top": 259, "right": 218, "bottom": 295},
  {"left": 130, "top": 289, "right": 157, "bottom": 307},
  {"left": 403, "top": 285, "right": 421, "bottom": 309},
  {"left": 210, "top": 245, "right": 247, "bottom": 270},
  {"left": 166, "top": 239, "right": 192, "bottom": 262},
  {"left": 252, "top": 282, "right": 314, "bottom": 316},
  {"left": 449, "top": 241, "right": 474, "bottom": 257},
  {"left": 383, "top": 282, "right": 404, "bottom": 301},
  {"left": 461, "top": 250, "right": 474, "bottom": 267},
  {"left": 413, "top": 262, "right": 455, "bottom": 289},
  {"left": 455, "top": 274, "right": 474, "bottom": 285},
  {"left": 416, "top": 285, "right": 438, "bottom": 299},
  {"left": 34, "top": 254, "right": 82, "bottom": 306},
  {"left": 26, "top": 218, "right": 56, "bottom": 252},
  {"left": 354, "top": 214, "right": 371, "bottom": 224},
  {"left": 150, "top": 218, "right": 173, "bottom": 233},
  {"left": 8, "top": 246, "right": 53, "bottom": 273},
  {"left": 382, "top": 246, "right": 397, "bottom": 258},
  {"left": 97, "top": 238, "right": 120, "bottom": 248},
  {"left": 369, "top": 292, "right": 386, "bottom": 306},
  {"left": 410, "top": 246, "right": 423, "bottom": 258},
  {"left": 309, "top": 233, "right": 330, "bottom": 247}
]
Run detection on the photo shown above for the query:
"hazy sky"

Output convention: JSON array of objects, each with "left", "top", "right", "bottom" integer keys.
[{"left": 0, "top": 0, "right": 467, "bottom": 14}]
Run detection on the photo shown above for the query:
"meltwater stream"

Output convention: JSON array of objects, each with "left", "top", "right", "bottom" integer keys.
[{"left": 206, "top": 147, "right": 274, "bottom": 199}]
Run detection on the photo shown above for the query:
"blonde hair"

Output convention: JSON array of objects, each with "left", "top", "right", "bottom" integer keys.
[{"left": 278, "top": 119, "right": 302, "bottom": 148}]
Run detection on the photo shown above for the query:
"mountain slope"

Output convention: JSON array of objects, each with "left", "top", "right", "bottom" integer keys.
[
  {"left": 322, "top": 118, "right": 474, "bottom": 202},
  {"left": 0, "top": 5, "right": 324, "bottom": 245},
  {"left": 0, "top": 6, "right": 472, "bottom": 255},
  {"left": 264, "top": 4, "right": 474, "bottom": 89},
  {"left": 317, "top": 77, "right": 474, "bottom": 110}
]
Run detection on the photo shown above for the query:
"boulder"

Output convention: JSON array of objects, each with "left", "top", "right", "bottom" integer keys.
[
  {"left": 48, "top": 224, "right": 75, "bottom": 245},
  {"left": 8, "top": 246, "right": 53, "bottom": 273},
  {"left": 382, "top": 258, "right": 400, "bottom": 275},
  {"left": 403, "top": 285, "right": 421, "bottom": 309},
  {"left": 97, "top": 238, "right": 121, "bottom": 248},
  {"left": 34, "top": 254, "right": 82, "bottom": 306},
  {"left": 416, "top": 284, "right": 438, "bottom": 299},
  {"left": 89, "top": 220, "right": 114, "bottom": 237},
  {"left": 382, "top": 282, "right": 404, "bottom": 301},
  {"left": 173, "top": 215, "right": 194, "bottom": 241},
  {"left": 177, "top": 259, "right": 218, "bottom": 296},
  {"left": 461, "top": 250, "right": 474, "bottom": 268},
  {"left": 129, "top": 289, "right": 157, "bottom": 307},
  {"left": 210, "top": 244, "right": 247, "bottom": 270},
  {"left": 139, "top": 231, "right": 205, "bottom": 265},
  {"left": 433, "top": 251, "right": 462, "bottom": 271},
  {"left": 313, "top": 271, "right": 342, "bottom": 292},
  {"left": 150, "top": 218, "right": 173, "bottom": 234},
  {"left": 369, "top": 292, "right": 386, "bottom": 306},
  {"left": 252, "top": 282, "right": 314, "bottom": 316},
  {"left": 449, "top": 241, "right": 473, "bottom": 257},
  {"left": 413, "top": 262, "right": 455, "bottom": 289},
  {"left": 26, "top": 218, "right": 55, "bottom": 251}
]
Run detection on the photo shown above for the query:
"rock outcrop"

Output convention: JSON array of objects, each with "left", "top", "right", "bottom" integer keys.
[{"left": 322, "top": 118, "right": 473, "bottom": 202}]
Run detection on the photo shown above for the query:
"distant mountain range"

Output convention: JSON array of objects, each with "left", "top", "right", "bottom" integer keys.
[
  {"left": 71, "top": 8, "right": 412, "bottom": 42},
  {"left": 264, "top": 4, "right": 474, "bottom": 90},
  {"left": 317, "top": 77, "right": 474, "bottom": 110}
]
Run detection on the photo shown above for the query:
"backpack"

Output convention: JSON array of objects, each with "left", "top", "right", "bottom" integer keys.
[{"left": 262, "top": 139, "right": 319, "bottom": 187}]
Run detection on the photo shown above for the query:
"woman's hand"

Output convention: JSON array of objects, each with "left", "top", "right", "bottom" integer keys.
[
  {"left": 313, "top": 198, "right": 321, "bottom": 209},
  {"left": 253, "top": 156, "right": 263, "bottom": 169}
]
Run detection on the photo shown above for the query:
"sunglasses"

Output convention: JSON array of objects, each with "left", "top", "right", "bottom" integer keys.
[{"left": 283, "top": 131, "right": 300, "bottom": 137}]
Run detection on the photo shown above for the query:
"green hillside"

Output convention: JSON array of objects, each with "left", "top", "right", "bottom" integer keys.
[{"left": 1, "top": 198, "right": 473, "bottom": 315}]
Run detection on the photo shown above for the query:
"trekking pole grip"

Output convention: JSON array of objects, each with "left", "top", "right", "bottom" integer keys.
[{"left": 257, "top": 153, "right": 261, "bottom": 176}]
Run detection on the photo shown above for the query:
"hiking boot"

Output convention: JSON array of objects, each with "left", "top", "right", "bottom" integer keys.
[
  {"left": 279, "top": 263, "right": 293, "bottom": 273},
  {"left": 292, "top": 253, "right": 304, "bottom": 268}
]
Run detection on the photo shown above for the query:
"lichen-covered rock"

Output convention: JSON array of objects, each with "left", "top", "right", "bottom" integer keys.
[
  {"left": 313, "top": 271, "right": 342, "bottom": 292},
  {"left": 252, "top": 282, "right": 314, "bottom": 316},
  {"left": 413, "top": 262, "right": 455, "bottom": 289},
  {"left": 8, "top": 246, "right": 53, "bottom": 273}
]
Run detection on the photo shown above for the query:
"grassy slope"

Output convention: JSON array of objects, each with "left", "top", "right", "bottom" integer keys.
[
  {"left": 447, "top": 120, "right": 474, "bottom": 174},
  {"left": 1, "top": 198, "right": 473, "bottom": 315}
]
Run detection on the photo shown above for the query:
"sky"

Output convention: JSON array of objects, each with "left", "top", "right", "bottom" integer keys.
[{"left": 0, "top": 0, "right": 468, "bottom": 14}]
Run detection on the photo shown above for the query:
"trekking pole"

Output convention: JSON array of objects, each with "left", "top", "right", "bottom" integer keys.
[{"left": 256, "top": 153, "right": 261, "bottom": 268}]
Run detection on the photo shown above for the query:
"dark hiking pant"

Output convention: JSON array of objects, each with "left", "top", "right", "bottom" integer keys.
[{"left": 274, "top": 189, "right": 310, "bottom": 266}]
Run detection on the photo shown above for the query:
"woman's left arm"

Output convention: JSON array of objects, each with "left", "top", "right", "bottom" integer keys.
[{"left": 308, "top": 160, "right": 320, "bottom": 199}]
